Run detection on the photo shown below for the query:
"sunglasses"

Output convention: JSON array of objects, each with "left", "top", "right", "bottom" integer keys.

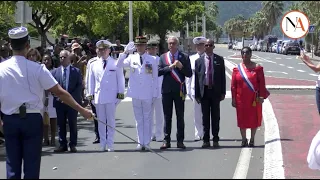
[{"left": 205, "top": 44, "right": 214, "bottom": 47}]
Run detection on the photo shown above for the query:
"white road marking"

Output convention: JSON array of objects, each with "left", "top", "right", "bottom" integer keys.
[
  {"left": 279, "top": 64, "right": 285, "bottom": 66},
  {"left": 263, "top": 99, "right": 285, "bottom": 179},
  {"left": 287, "top": 66, "right": 294, "bottom": 69},
  {"left": 298, "top": 63, "right": 305, "bottom": 65},
  {"left": 225, "top": 58, "right": 285, "bottom": 179},
  {"left": 276, "top": 57, "right": 281, "bottom": 59},
  {"left": 309, "top": 73, "right": 319, "bottom": 77},
  {"left": 266, "top": 85, "right": 315, "bottom": 90},
  {"left": 122, "top": 91, "right": 232, "bottom": 102},
  {"left": 265, "top": 71, "right": 288, "bottom": 75},
  {"left": 297, "top": 69, "right": 305, "bottom": 72},
  {"left": 251, "top": 54, "right": 276, "bottom": 63},
  {"left": 233, "top": 130, "right": 252, "bottom": 179},
  {"left": 286, "top": 58, "right": 292, "bottom": 60}
]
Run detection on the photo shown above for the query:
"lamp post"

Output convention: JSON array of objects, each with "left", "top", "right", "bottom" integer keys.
[{"left": 129, "top": 1, "right": 133, "bottom": 42}]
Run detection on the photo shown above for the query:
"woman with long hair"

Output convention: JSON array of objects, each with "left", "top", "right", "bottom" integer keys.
[
  {"left": 231, "top": 47, "right": 269, "bottom": 147},
  {"left": 26, "top": 48, "right": 42, "bottom": 63}
]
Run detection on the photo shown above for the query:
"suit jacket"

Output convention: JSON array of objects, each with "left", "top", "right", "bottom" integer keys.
[
  {"left": 195, "top": 53, "right": 226, "bottom": 99},
  {"left": 51, "top": 65, "right": 82, "bottom": 108},
  {"left": 158, "top": 51, "right": 192, "bottom": 94}
]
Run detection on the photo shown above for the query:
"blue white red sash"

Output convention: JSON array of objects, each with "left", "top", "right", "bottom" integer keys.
[
  {"left": 238, "top": 63, "right": 256, "bottom": 93},
  {"left": 165, "top": 52, "right": 185, "bottom": 99}
]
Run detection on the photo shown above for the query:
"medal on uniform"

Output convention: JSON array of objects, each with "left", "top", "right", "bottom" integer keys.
[{"left": 145, "top": 63, "right": 152, "bottom": 74}]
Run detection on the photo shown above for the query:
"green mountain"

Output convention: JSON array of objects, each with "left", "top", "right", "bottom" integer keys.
[{"left": 215, "top": 1, "right": 294, "bottom": 37}]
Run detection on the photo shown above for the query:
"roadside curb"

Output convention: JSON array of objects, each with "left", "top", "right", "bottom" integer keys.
[{"left": 266, "top": 85, "right": 315, "bottom": 90}]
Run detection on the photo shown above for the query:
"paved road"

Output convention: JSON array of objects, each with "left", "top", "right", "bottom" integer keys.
[
  {"left": 226, "top": 49, "right": 318, "bottom": 81},
  {"left": 0, "top": 48, "right": 265, "bottom": 178}
]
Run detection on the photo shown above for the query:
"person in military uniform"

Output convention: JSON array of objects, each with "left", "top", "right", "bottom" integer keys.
[
  {"left": 0, "top": 26, "right": 92, "bottom": 179},
  {"left": 117, "top": 36, "right": 158, "bottom": 150},
  {"left": 85, "top": 47, "right": 101, "bottom": 144},
  {"left": 146, "top": 40, "right": 164, "bottom": 142},
  {"left": 186, "top": 37, "right": 206, "bottom": 141},
  {"left": 87, "top": 40, "right": 125, "bottom": 152}
]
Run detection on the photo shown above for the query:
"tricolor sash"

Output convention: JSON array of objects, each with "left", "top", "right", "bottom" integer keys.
[
  {"left": 165, "top": 52, "right": 185, "bottom": 100},
  {"left": 238, "top": 63, "right": 258, "bottom": 106}
]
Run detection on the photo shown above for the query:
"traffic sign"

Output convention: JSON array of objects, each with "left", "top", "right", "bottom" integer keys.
[
  {"left": 309, "top": 25, "right": 315, "bottom": 33},
  {"left": 15, "top": 1, "right": 33, "bottom": 24}
]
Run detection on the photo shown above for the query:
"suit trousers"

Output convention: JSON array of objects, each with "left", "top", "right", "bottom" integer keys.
[
  {"left": 132, "top": 98, "right": 152, "bottom": 146},
  {"left": 96, "top": 103, "right": 116, "bottom": 149},
  {"left": 200, "top": 86, "right": 221, "bottom": 142},
  {"left": 150, "top": 97, "right": 164, "bottom": 141},
  {"left": 56, "top": 104, "right": 78, "bottom": 148},
  {"left": 2, "top": 113, "right": 43, "bottom": 179},
  {"left": 90, "top": 102, "right": 99, "bottom": 139},
  {"left": 162, "top": 92, "right": 185, "bottom": 143}
]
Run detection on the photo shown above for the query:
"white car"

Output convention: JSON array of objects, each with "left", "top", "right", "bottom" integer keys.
[{"left": 271, "top": 44, "right": 277, "bottom": 53}]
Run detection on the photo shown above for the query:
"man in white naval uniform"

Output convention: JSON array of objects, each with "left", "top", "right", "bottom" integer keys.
[
  {"left": 146, "top": 40, "right": 164, "bottom": 142},
  {"left": 117, "top": 36, "right": 158, "bottom": 150},
  {"left": 186, "top": 37, "right": 206, "bottom": 141},
  {"left": 88, "top": 40, "right": 125, "bottom": 151}
]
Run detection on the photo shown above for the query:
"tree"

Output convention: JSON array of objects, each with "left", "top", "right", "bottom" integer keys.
[
  {"left": 261, "top": 1, "right": 284, "bottom": 34},
  {"left": 142, "top": 1, "right": 205, "bottom": 54},
  {"left": 213, "top": 25, "right": 223, "bottom": 43}
]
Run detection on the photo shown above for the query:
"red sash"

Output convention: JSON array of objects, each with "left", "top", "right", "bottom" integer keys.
[{"left": 164, "top": 52, "right": 185, "bottom": 100}]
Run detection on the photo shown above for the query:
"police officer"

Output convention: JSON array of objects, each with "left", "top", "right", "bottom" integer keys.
[
  {"left": 186, "top": 37, "right": 206, "bottom": 141},
  {"left": 85, "top": 48, "right": 100, "bottom": 144},
  {"left": 88, "top": 40, "right": 125, "bottom": 152},
  {"left": 146, "top": 40, "right": 164, "bottom": 142},
  {"left": 117, "top": 37, "right": 158, "bottom": 150},
  {"left": 0, "top": 27, "right": 92, "bottom": 179}
]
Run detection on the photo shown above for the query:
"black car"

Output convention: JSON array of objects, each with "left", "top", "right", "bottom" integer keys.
[
  {"left": 228, "top": 42, "right": 233, "bottom": 49},
  {"left": 283, "top": 42, "right": 300, "bottom": 55}
]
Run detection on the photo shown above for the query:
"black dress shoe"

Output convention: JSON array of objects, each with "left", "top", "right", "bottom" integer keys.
[
  {"left": 69, "top": 146, "right": 77, "bottom": 153},
  {"left": 160, "top": 143, "right": 171, "bottom": 150},
  {"left": 202, "top": 142, "right": 210, "bottom": 148},
  {"left": 177, "top": 142, "right": 186, "bottom": 149},
  {"left": 54, "top": 146, "right": 68, "bottom": 153},
  {"left": 213, "top": 141, "right": 220, "bottom": 148},
  {"left": 93, "top": 139, "right": 100, "bottom": 144}
]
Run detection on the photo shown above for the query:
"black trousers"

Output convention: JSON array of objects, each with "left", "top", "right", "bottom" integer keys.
[
  {"left": 162, "top": 92, "right": 185, "bottom": 143},
  {"left": 200, "top": 86, "right": 221, "bottom": 142},
  {"left": 90, "top": 102, "right": 99, "bottom": 139}
]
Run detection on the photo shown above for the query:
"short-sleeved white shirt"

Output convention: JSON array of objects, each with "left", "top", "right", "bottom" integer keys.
[{"left": 0, "top": 55, "right": 58, "bottom": 115}]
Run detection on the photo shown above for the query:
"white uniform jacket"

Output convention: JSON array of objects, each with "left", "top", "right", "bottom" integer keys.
[
  {"left": 186, "top": 53, "right": 201, "bottom": 96},
  {"left": 117, "top": 53, "right": 158, "bottom": 100},
  {"left": 85, "top": 57, "right": 99, "bottom": 97},
  {"left": 88, "top": 56, "right": 125, "bottom": 104}
]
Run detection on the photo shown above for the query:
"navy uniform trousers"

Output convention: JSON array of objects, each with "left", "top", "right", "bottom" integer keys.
[{"left": 2, "top": 113, "right": 43, "bottom": 179}]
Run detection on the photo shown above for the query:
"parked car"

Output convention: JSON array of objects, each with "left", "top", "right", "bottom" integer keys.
[
  {"left": 271, "top": 43, "right": 277, "bottom": 53},
  {"left": 282, "top": 42, "right": 300, "bottom": 55}
]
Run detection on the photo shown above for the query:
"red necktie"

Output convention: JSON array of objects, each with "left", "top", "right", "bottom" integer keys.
[{"left": 171, "top": 54, "right": 175, "bottom": 64}]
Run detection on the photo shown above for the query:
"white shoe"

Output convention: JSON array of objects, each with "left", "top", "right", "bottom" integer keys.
[
  {"left": 136, "top": 144, "right": 143, "bottom": 150},
  {"left": 107, "top": 148, "right": 114, "bottom": 152}
]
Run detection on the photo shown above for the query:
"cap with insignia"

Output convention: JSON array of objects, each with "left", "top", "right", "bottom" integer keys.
[
  {"left": 147, "top": 40, "right": 159, "bottom": 48},
  {"left": 8, "top": 26, "right": 29, "bottom": 40},
  {"left": 96, "top": 40, "right": 112, "bottom": 49},
  {"left": 193, "top": 36, "right": 206, "bottom": 45},
  {"left": 71, "top": 43, "right": 82, "bottom": 51},
  {"left": 134, "top": 36, "right": 148, "bottom": 45}
]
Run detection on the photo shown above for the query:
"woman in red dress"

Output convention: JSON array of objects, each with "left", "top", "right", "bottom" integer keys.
[{"left": 231, "top": 47, "right": 269, "bottom": 147}]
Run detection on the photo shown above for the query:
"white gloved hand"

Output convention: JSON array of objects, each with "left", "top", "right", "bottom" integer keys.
[{"left": 124, "top": 41, "right": 136, "bottom": 54}]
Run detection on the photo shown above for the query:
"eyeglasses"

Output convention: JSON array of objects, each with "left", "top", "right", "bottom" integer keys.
[{"left": 205, "top": 44, "right": 214, "bottom": 47}]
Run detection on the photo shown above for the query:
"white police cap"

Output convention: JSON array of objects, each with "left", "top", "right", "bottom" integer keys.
[
  {"left": 193, "top": 36, "right": 206, "bottom": 45},
  {"left": 8, "top": 26, "right": 29, "bottom": 39},
  {"left": 96, "top": 40, "right": 112, "bottom": 48}
]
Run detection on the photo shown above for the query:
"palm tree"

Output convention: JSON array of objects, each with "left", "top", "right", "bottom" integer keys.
[{"left": 261, "top": 1, "right": 284, "bottom": 34}]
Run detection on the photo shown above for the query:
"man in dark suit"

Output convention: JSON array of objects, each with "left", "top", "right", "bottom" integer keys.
[
  {"left": 51, "top": 50, "right": 83, "bottom": 153},
  {"left": 158, "top": 36, "right": 192, "bottom": 150},
  {"left": 194, "top": 39, "right": 226, "bottom": 148}
]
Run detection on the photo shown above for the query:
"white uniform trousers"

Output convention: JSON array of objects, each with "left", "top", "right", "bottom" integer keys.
[
  {"left": 194, "top": 100, "right": 203, "bottom": 139},
  {"left": 132, "top": 98, "right": 152, "bottom": 146},
  {"left": 96, "top": 103, "right": 116, "bottom": 149},
  {"left": 150, "top": 98, "right": 164, "bottom": 141}
]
